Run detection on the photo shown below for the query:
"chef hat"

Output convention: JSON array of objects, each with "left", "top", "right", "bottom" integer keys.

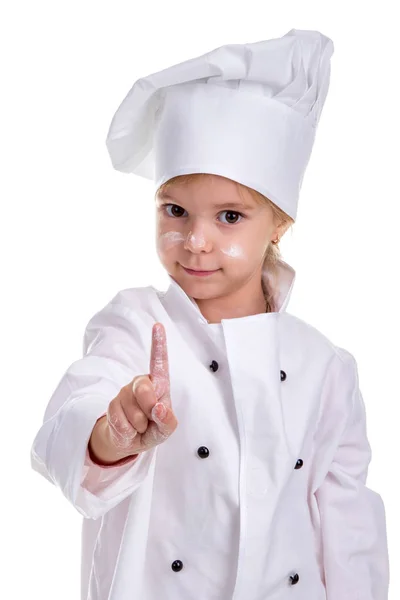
[{"left": 105, "top": 28, "right": 334, "bottom": 221}]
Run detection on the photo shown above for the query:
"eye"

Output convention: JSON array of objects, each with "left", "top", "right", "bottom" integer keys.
[
  {"left": 219, "top": 210, "right": 244, "bottom": 225},
  {"left": 163, "top": 204, "right": 187, "bottom": 218},
  {"left": 161, "top": 204, "right": 245, "bottom": 225}
]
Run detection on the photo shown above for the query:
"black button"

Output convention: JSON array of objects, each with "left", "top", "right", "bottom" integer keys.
[
  {"left": 210, "top": 360, "right": 219, "bottom": 372},
  {"left": 294, "top": 459, "right": 303, "bottom": 470},
  {"left": 197, "top": 446, "right": 210, "bottom": 459},
  {"left": 280, "top": 370, "right": 286, "bottom": 381},
  {"left": 289, "top": 573, "right": 299, "bottom": 585},
  {"left": 171, "top": 560, "right": 183, "bottom": 572}
]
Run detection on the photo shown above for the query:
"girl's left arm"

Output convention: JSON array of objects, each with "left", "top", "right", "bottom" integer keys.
[{"left": 313, "top": 349, "right": 390, "bottom": 600}]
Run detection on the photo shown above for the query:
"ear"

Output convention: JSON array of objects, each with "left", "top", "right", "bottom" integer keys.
[{"left": 276, "top": 221, "right": 291, "bottom": 238}]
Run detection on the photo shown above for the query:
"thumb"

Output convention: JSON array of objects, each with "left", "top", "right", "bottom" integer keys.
[{"left": 151, "top": 402, "right": 177, "bottom": 432}]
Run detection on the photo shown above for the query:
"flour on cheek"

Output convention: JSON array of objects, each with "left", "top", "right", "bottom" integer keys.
[
  {"left": 158, "top": 231, "right": 186, "bottom": 250},
  {"left": 220, "top": 244, "right": 246, "bottom": 259}
]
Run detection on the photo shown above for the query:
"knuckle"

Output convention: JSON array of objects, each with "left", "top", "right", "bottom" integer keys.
[
  {"left": 107, "top": 411, "right": 126, "bottom": 433},
  {"left": 136, "top": 382, "right": 151, "bottom": 396},
  {"left": 109, "top": 427, "right": 137, "bottom": 450},
  {"left": 132, "top": 376, "right": 152, "bottom": 395},
  {"left": 131, "top": 410, "right": 148, "bottom": 434}
]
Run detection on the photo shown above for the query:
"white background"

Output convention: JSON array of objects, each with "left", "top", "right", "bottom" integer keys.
[{"left": 2, "top": 1, "right": 399, "bottom": 598}]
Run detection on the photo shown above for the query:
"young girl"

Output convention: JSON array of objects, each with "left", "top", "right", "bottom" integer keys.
[{"left": 31, "top": 28, "right": 390, "bottom": 600}]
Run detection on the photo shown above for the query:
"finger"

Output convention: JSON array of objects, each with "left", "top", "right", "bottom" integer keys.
[
  {"left": 142, "top": 405, "right": 178, "bottom": 448},
  {"left": 149, "top": 323, "right": 170, "bottom": 401},
  {"left": 107, "top": 398, "right": 138, "bottom": 451},
  {"left": 132, "top": 375, "right": 159, "bottom": 420},
  {"left": 120, "top": 389, "right": 149, "bottom": 434}
]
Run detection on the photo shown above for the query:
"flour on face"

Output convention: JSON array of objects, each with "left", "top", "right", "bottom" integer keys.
[
  {"left": 220, "top": 244, "right": 245, "bottom": 259},
  {"left": 158, "top": 231, "right": 186, "bottom": 249},
  {"left": 158, "top": 230, "right": 246, "bottom": 261}
]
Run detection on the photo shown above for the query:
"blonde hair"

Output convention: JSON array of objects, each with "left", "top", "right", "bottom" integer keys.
[{"left": 154, "top": 173, "right": 294, "bottom": 312}]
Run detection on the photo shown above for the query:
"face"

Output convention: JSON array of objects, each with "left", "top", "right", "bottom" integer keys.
[{"left": 155, "top": 174, "right": 281, "bottom": 303}]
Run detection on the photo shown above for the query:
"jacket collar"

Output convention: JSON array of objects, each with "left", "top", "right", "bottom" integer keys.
[{"left": 161, "top": 258, "right": 296, "bottom": 325}]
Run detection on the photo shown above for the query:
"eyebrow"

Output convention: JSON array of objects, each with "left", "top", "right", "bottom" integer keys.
[{"left": 156, "top": 191, "right": 256, "bottom": 210}]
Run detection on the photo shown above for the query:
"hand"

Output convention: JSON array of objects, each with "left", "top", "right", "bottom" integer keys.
[{"left": 88, "top": 323, "right": 178, "bottom": 464}]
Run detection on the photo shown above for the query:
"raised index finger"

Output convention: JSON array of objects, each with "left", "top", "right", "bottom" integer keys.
[{"left": 149, "top": 322, "right": 170, "bottom": 400}]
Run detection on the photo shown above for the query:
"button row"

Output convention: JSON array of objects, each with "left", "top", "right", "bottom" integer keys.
[
  {"left": 210, "top": 360, "right": 287, "bottom": 383},
  {"left": 170, "top": 358, "right": 299, "bottom": 588},
  {"left": 171, "top": 559, "right": 300, "bottom": 586}
]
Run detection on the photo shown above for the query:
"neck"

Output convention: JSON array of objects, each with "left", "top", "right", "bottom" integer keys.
[{"left": 194, "top": 283, "right": 268, "bottom": 324}]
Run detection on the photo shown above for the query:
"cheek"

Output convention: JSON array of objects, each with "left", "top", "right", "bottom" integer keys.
[
  {"left": 157, "top": 231, "right": 185, "bottom": 253},
  {"left": 220, "top": 243, "right": 246, "bottom": 260}
]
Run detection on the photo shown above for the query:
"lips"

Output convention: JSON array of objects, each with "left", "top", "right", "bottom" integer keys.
[
  {"left": 181, "top": 265, "right": 220, "bottom": 276},
  {"left": 184, "top": 267, "right": 217, "bottom": 272}
]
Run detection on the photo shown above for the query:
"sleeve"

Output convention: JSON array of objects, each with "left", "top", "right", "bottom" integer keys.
[
  {"left": 313, "top": 349, "right": 390, "bottom": 600},
  {"left": 30, "top": 298, "right": 158, "bottom": 520}
]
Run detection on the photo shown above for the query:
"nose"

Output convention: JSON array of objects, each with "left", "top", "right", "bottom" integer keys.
[{"left": 183, "top": 223, "right": 213, "bottom": 254}]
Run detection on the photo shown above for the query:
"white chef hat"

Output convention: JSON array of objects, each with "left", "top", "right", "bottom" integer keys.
[{"left": 105, "top": 28, "right": 334, "bottom": 221}]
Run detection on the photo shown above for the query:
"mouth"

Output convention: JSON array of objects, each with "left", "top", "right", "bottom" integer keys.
[{"left": 181, "top": 265, "right": 220, "bottom": 277}]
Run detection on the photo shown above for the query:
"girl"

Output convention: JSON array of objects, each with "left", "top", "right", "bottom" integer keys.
[{"left": 31, "top": 28, "right": 390, "bottom": 599}]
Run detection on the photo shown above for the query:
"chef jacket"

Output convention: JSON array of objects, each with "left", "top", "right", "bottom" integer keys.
[{"left": 31, "top": 258, "right": 390, "bottom": 600}]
